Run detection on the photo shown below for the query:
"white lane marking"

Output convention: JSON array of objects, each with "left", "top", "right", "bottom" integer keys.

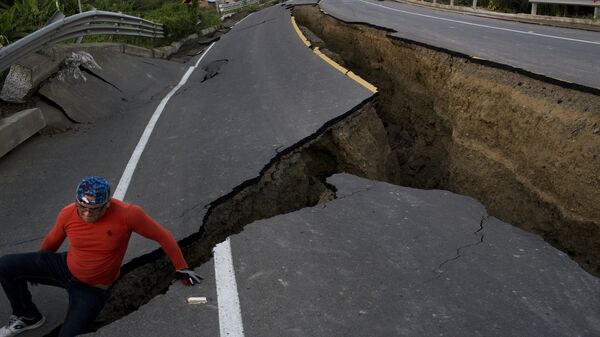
[
  {"left": 235, "top": 13, "right": 253, "bottom": 26},
  {"left": 112, "top": 38, "right": 245, "bottom": 337},
  {"left": 214, "top": 238, "right": 245, "bottom": 337},
  {"left": 357, "top": 0, "right": 600, "bottom": 45},
  {"left": 211, "top": 17, "right": 253, "bottom": 337},
  {"left": 113, "top": 43, "right": 215, "bottom": 200}
]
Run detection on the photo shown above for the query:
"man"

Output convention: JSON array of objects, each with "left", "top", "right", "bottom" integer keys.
[{"left": 0, "top": 176, "right": 202, "bottom": 337}]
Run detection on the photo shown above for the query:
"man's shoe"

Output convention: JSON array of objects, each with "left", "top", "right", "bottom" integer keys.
[{"left": 0, "top": 315, "right": 45, "bottom": 337}]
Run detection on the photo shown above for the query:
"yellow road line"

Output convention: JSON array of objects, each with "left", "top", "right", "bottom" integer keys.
[
  {"left": 313, "top": 47, "right": 349, "bottom": 74},
  {"left": 347, "top": 71, "right": 378, "bottom": 93},
  {"left": 290, "top": 16, "right": 378, "bottom": 94},
  {"left": 291, "top": 16, "right": 311, "bottom": 47}
]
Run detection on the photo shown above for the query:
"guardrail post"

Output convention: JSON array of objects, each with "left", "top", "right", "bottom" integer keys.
[
  {"left": 472, "top": 0, "right": 477, "bottom": 9},
  {"left": 531, "top": 2, "right": 538, "bottom": 15},
  {"left": 595, "top": 6, "right": 598, "bottom": 19},
  {"left": 450, "top": 0, "right": 454, "bottom": 6}
]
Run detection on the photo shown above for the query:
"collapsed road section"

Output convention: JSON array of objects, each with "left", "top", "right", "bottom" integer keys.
[
  {"left": 92, "top": 3, "right": 600, "bottom": 331},
  {"left": 90, "top": 173, "right": 600, "bottom": 336},
  {"left": 291, "top": 4, "right": 600, "bottom": 276},
  {"left": 29, "top": 3, "right": 378, "bottom": 334},
  {"left": 3, "top": 2, "right": 598, "bottom": 335}
]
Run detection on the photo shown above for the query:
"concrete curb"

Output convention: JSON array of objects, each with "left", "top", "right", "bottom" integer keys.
[
  {"left": 393, "top": 0, "right": 600, "bottom": 30},
  {"left": 0, "top": 108, "right": 46, "bottom": 158}
]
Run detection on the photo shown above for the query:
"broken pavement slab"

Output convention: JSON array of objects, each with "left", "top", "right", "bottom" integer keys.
[
  {"left": 230, "top": 173, "right": 600, "bottom": 336},
  {"left": 36, "top": 99, "right": 74, "bottom": 134},
  {"left": 39, "top": 70, "right": 124, "bottom": 123},
  {"left": 0, "top": 30, "right": 209, "bottom": 105},
  {"left": 38, "top": 51, "right": 191, "bottom": 123},
  {"left": 0, "top": 44, "right": 124, "bottom": 104},
  {"left": 0, "top": 108, "right": 46, "bottom": 158},
  {"left": 89, "top": 173, "right": 600, "bottom": 336}
]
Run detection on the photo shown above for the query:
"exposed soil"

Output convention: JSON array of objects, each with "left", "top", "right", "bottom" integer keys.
[{"left": 293, "top": 4, "right": 600, "bottom": 276}]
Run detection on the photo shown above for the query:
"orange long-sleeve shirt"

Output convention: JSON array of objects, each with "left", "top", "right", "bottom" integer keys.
[{"left": 40, "top": 199, "right": 187, "bottom": 286}]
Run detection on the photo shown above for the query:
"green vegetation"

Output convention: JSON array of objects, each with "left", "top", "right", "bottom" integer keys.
[
  {"left": 0, "top": 0, "right": 58, "bottom": 45},
  {"left": 0, "top": 0, "right": 222, "bottom": 47}
]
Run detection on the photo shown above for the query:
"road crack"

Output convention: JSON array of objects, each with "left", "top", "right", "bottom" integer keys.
[{"left": 423, "top": 215, "right": 488, "bottom": 284}]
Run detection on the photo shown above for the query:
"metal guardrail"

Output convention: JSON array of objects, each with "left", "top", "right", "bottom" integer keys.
[
  {"left": 529, "top": 0, "right": 599, "bottom": 5},
  {"left": 217, "top": 0, "right": 259, "bottom": 15},
  {"left": 529, "top": 0, "right": 599, "bottom": 19},
  {"left": 436, "top": 0, "right": 599, "bottom": 19},
  {"left": 0, "top": 9, "right": 164, "bottom": 73}
]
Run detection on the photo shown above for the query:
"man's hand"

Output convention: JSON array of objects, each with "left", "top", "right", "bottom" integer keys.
[{"left": 175, "top": 268, "right": 203, "bottom": 286}]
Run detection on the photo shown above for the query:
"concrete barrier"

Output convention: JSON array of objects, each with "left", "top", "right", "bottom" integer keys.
[
  {"left": 155, "top": 45, "right": 178, "bottom": 59},
  {"left": 201, "top": 26, "right": 218, "bottom": 36},
  {"left": 123, "top": 44, "right": 154, "bottom": 58},
  {"left": 44, "top": 43, "right": 125, "bottom": 61},
  {"left": 0, "top": 53, "right": 62, "bottom": 103},
  {"left": 0, "top": 108, "right": 46, "bottom": 158}
]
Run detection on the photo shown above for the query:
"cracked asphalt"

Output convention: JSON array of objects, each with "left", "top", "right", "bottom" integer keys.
[
  {"left": 96, "top": 173, "right": 600, "bottom": 336},
  {"left": 229, "top": 174, "right": 600, "bottom": 336},
  {"left": 1, "top": 2, "right": 599, "bottom": 337},
  {"left": 2, "top": 3, "right": 373, "bottom": 336}
]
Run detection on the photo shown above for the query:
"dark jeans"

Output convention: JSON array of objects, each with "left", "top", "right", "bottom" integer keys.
[{"left": 0, "top": 251, "right": 109, "bottom": 337}]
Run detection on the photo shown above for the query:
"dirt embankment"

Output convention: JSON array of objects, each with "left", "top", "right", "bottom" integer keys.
[{"left": 293, "top": 5, "right": 600, "bottom": 276}]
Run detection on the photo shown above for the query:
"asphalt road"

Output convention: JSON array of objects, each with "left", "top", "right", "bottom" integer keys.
[
  {"left": 1, "top": 2, "right": 599, "bottom": 337},
  {"left": 319, "top": 0, "right": 600, "bottom": 89},
  {"left": 0, "top": 54, "right": 190, "bottom": 336},
  {"left": 91, "top": 173, "right": 600, "bottom": 336},
  {"left": 0, "top": 3, "right": 372, "bottom": 336}
]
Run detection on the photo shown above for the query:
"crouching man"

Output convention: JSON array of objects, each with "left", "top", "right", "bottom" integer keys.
[{"left": 0, "top": 176, "right": 201, "bottom": 337}]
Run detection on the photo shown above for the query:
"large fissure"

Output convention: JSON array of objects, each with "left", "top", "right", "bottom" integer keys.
[
  {"left": 292, "top": 5, "right": 600, "bottom": 277},
  {"left": 43, "top": 5, "right": 600, "bottom": 334},
  {"left": 47, "top": 99, "right": 389, "bottom": 335}
]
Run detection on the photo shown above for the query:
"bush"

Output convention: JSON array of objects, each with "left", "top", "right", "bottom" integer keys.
[
  {"left": 0, "top": 0, "right": 222, "bottom": 47},
  {"left": 142, "top": 2, "right": 199, "bottom": 40},
  {"left": 0, "top": 0, "right": 57, "bottom": 44}
]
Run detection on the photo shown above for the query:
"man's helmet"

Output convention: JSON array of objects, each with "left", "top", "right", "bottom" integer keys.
[{"left": 76, "top": 176, "right": 111, "bottom": 205}]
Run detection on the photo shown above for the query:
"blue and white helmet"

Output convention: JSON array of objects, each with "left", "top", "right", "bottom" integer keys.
[{"left": 76, "top": 176, "right": 111, "bottom": 205}]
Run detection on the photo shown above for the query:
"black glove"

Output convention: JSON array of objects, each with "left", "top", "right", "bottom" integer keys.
[{"left": 175, "top": 268, "right": 203, "bottom": 286}]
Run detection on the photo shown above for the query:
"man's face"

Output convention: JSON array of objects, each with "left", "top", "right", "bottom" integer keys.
[{"left": 76, "top": 195, "right": 110, "bottom": 223}]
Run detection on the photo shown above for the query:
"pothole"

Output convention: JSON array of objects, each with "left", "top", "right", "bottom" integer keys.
[{"left": 201, "top": 59, "right": 229, "bottom": 82}]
